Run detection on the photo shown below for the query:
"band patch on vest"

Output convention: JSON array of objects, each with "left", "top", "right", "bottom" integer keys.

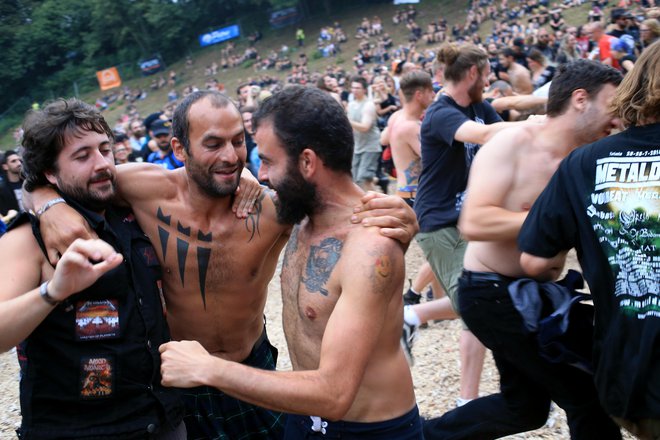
[
  {"left": 75, "top": 299, "right": 120, "bottom": 340},
  {"left": 80, "top": 356, "right": 114, "bottom": 399}
]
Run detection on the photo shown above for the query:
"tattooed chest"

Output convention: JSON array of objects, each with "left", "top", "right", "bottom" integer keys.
[
  {"left": 281, "top": 233, "right": 344, "bottom": 322},
  {"left": 150, "top": 207, "right": 262, "bottom": 309}
]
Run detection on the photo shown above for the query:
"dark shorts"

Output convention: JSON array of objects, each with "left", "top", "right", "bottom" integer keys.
[
  {"left": 183, "top": 330, "right": 285, "bottom": 440},
  {"left": 283, "top": 406, "right": 424, "bottom": 439}
]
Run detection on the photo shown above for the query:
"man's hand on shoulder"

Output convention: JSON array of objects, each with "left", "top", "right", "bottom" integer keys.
[
  {"left": 351, "top": 192, "right": 419, "bottom": 246},
  {"left": 232, "top": 168, "right": 264, "bottom": 219}
]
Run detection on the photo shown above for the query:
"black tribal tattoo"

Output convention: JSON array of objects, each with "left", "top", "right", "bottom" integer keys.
[
  {"left": 244, "top": 192, "right": 265, "bottom": 242},
  {"left": 156, "top": 207, "right": 213, "bottom": 309},
  {"left": 302, "top": 237, "right": 343, "bottom": 296}
]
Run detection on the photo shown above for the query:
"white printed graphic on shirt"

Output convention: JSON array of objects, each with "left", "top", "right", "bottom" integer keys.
[
  {"left": 456, "top": 116, "right": 485, "bottom": 212},
  {"left": 588, "top": 152, "right": 660, "bottom": 320}
]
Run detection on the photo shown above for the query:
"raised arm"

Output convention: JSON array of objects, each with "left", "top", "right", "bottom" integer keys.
[
  {"left": 159, "top": 233, "right": 403, "bottom": 420},
  {"left": 458, "top": 128, "right": 528, "bottom": 241},
  {"left": 0, "top": 228, "right": 122, "bottom": 352},
  {"left": 349, "top": 102, "right": 377, "bottom": 133},
  {"left": 27, "top": 187, "right": 95, "bottom": 265}
]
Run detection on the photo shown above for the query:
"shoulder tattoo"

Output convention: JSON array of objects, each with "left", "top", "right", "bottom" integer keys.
[
  {"left": 302, "top": 237, "right": 343, "bottom": 296},
  {"left": 244, "top": 191, "right": 266, "bottom": 242}
]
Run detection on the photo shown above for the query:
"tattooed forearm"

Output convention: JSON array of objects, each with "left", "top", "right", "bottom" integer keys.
[{"left": 303, "top": 237, "right": 343, "bottom": 296}]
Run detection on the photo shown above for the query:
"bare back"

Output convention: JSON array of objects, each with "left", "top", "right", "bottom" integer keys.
[
  {"left": 279, "top": 207, "right": 415, "bottom": 422},
  {"left": 463, "top": 124, "right": 565, "bottom": 277},
  {"left": 117, "top": 164, "right": 290, "bottom": 361},
  {"left": 388, "top": 110, "right": 423, "bottom": 191}
]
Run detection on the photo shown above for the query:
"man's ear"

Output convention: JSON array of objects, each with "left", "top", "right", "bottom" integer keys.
[
  {"left": 172, "top": 137, "right": 186, "bottom": 162},
  {"left": 571, "top": 88, "right": 589, "bottom": 112},
  {"left": 44, "top": 169, "right": 57, "bottom": 186},
  {"left": 1, "top": 164, "right": 7, "bottom": 172},
  {"left": 469, "top": 64, "right": 479, "bottom": 81},
  {"left": 299, "top": 148, "right": 318, "bottom": 179}
]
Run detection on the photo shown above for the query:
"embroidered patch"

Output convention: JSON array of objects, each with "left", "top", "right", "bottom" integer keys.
[
  {"left": 80, "top": 356, "right": 114, "bottom": 399},
  {"left": 75, "top": 299, "right": 120, "bottom": 341},
  {"left": 139, "top": 245, "right": 159, "bottom": 266}
]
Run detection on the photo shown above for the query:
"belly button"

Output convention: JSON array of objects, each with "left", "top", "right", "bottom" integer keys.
[{"left": 305, "top": 307, "right": 317, "bottom": 320}]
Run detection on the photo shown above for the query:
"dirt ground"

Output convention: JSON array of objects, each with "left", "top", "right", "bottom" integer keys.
[{"left": 0, "top": 243, "right": 632, "bottom": 439}]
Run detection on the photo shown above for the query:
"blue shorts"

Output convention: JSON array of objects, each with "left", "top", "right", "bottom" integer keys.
[{"left": 283, "top": 406, "right": 424, "bottom": 439}]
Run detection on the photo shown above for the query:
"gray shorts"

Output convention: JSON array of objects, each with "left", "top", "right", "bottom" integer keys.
[
  {"left": 416, "top": 226, "right": 468, "bottom": 327},
  {"left": 352, "top": 151, "right": 381, "bottom": 183}
]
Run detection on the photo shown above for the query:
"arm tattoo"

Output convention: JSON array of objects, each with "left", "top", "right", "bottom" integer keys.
[
  {"left": 375, "top": 255, "right": 392, "bottom": 278},
  {"left": 244, "top": 192, "right": 265, "bottom": 242},
  {"left": 302, "top": 237, "right": 343, "bottom": 296},
  {"left": 156, "top": 207, "right": 213, "bottom": 309}
]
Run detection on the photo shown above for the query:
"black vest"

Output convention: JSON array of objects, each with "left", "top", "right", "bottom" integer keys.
[{"left": 15, "top": 200, "right": 183, "bottom": 439}]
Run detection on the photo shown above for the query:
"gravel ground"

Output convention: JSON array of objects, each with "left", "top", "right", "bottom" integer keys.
[{"left": 0, "top": 242, "right": 632, "bottom": 439}]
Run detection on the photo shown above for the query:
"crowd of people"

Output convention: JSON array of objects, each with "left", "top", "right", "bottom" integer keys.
[{"left": 0, "top": 0, "right": 659, "bottom": 439}]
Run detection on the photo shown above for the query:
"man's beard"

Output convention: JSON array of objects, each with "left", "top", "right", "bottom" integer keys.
[
  {"left": 274, "top": 165, "right": 318, "bottom": 225},
  {"left": 187, "top": 153, "right": 243, "bottom": 198},
  {"left": 468, "top": 77, "right": 484, "bottom": 103},
  {"left": 57, "top": 171, "right": 116, "bottom": 212}
]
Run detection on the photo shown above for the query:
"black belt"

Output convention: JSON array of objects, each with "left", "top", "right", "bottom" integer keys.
[{"left": 461, "top": 269, "right": 515, "bottom": 284}]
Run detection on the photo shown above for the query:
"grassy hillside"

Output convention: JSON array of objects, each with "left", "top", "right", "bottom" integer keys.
[{"left": 1, "top": 0, "right": 593, "bottom": 150}]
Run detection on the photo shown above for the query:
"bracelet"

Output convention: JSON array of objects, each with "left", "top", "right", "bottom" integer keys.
[
  {"left": 36, "top": 198, "right": 66, "bottom": 219},
  {"left": 39, "top": 281, "right": 60, "bottom": 306}
]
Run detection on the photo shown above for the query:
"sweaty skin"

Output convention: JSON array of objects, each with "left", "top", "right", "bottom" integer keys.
[{"left": 113, "top": 102, "right": 291, "bottom": 361}]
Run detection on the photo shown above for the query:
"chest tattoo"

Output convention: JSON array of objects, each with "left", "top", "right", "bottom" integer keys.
[
  {"left": 302, "top": 237, "right": 343, "bottom": 296},
  {"left": 283, "top": 225, "right": 300, "bottom": 268},
  {"left": 156, "top": 206, "right": 213, "bottom": 309}
]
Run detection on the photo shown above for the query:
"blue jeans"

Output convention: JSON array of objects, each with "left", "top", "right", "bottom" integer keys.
[{"left": 422, "top": 271, "right": 622, "bottom": 440}]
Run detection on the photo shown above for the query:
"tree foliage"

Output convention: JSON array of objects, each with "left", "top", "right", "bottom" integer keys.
[{"left": 0, "top": 0, "right": 384, "bottom": 114}]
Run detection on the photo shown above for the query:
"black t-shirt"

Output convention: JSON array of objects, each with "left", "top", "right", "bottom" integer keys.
[
  {"left": 533, "top": 65, "right": 556, "bottom": 90},
  {"left": 415, "top": 95, "right": 501, "bottom": 231},
  {"left": 0, "top": 179, "right": 23, "bottom": 215},
  {"left": 518, "top": 123, "right": 660, "bottom": 419}
]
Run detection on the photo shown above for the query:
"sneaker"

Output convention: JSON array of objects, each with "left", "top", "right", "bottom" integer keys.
[
  {"left": 401, "top": 320, "right": 418, "bottom": 366},
  {"left": 403, "top": 288, "right": 422, "bottom": 306},
  {"left": 425, "top": 287, "right": 434, "bottom": 302}
]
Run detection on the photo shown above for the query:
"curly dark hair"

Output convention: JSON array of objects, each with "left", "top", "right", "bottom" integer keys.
[
  {"left": 253, "top": 85, "right": 353, "bottom": 175},
  {"left": 21, "top": 98, "right": 113, "bottom": 192}
]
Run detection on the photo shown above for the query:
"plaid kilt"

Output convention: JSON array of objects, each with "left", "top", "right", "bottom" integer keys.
[{"left": 183, "top": 330, "right": 285, "bottom": 440}]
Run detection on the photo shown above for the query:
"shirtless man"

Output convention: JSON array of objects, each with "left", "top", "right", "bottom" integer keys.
[
  {"left": 422, "top": 60, "right": 623, "bottom": 440},
  {"left": 34, "top": 91, "right": 417, "bottom": 440},
  {"left": 160, "top": 85, "right": 423, "bottom": 439},
  {"left": 381, "top": 71, "right": 449, "bottom": 358},
  {"left": 498, "top": 48, "right": 533, "bottom": 95}
]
